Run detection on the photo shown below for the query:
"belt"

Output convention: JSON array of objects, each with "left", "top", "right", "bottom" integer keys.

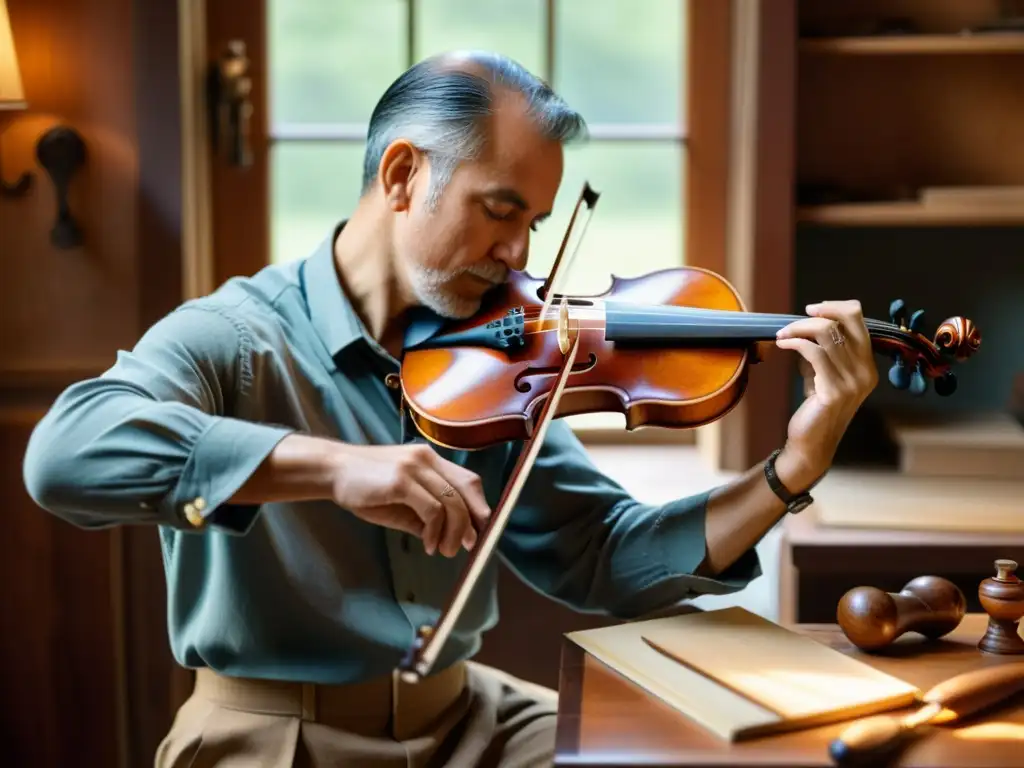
[{"left": 192, "top": 661, "right": 468, "bottom": 741}]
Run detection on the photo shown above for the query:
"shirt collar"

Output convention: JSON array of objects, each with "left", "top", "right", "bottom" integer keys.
[
  {"left": 302, "top": 221, "right": 455, "bottom": 363},
  {"left": 402, "top": 306, "right": 446, "bottom": 350},
  {"left": 303, "top": 222, "right": 367, "bottom": 360}
]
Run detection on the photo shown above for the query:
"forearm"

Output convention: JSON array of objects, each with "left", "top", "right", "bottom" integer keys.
[
  {"left": 499, "top": 421, "right": 766, "bottom": 620},
  {"left": 227, "top": 433, "right": 341, "bottom": 505},
  {"left": 700, "top": 448, "right": 817, "bottom": 576},
  {"left": 23, "top": 379, "right": 292, "bottom": 532}
]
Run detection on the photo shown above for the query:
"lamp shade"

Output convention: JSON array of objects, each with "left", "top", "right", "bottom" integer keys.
[{"left": 0, "top": 0, "right": 25, "bottom": 109}]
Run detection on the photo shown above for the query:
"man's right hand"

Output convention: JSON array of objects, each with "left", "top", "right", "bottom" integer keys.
[
  {"left": 329, "top": 442, "right": 492, "bottom": 557},
  {"left": 229, "top": 434, "right": 493, "bottom": 557}
]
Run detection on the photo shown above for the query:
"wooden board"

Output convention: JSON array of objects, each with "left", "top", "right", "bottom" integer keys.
[
  {"left": 884, "top": 410, "right": 1024, "bottom": 480},
  {"left": 919, "top": 185, "right": 1024, "bottom": 206},
  {"left": 810, "top": 467, "right": 1024, "bottom": 533},
  {"left": 565, "top": 607, "right": 919, "bottom": 742}
]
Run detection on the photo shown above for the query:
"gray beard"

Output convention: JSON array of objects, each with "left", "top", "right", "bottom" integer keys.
[{"left": 408, "top": 260, "right": 507, "bottom": 319}]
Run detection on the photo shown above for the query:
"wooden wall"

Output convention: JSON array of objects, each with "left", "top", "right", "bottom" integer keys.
[{"left": 0, "top": 0, "right": 184, "bottom": 766}]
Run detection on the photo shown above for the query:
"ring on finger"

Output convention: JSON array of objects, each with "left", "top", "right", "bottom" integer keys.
[
  {"left": 440, "top": 483, "right": 457, "bottom": 498},
  {"left": 829, "top": 323, "right": 846, "bottom": 346}
]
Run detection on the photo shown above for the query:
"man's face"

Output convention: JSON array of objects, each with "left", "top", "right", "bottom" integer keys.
[{"left": 391, "top": 93, "right": 565, "bottom": 319}]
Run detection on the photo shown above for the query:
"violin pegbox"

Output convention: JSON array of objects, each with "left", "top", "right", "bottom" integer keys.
[{"left": 885, "top": 298, "right": 981, "bottom": 398}]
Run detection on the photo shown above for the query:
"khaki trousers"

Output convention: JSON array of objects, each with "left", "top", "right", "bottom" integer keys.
[{"left": 154, "top": 661, "right": 558, "bottom": 767}]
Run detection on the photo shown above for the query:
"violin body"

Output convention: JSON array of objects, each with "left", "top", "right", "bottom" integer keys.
[
  {"left": 399, "top": 266, "right": 980, "bottom": 452},
  {"left": 401, "top": 267, "right": 755, "bottom": 450}
]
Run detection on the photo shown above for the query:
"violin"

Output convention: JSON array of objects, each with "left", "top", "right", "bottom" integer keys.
[{"left": 395, "top": 182, "right": 982, "bottom": 682}]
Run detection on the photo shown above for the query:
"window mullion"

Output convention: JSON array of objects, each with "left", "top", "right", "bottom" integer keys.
[
  {"left": 406, "top": 0, "right": 417, "bottom": 67},
  {"left": 545, "top": 0, "right": 555, "bottom": 84}
]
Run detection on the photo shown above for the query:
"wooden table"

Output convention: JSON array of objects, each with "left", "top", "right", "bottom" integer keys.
[{"left": 555, "top": 613, "right": 1024, "bottom": 767}]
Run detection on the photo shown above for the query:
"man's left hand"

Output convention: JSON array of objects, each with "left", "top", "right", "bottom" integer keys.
[{"left": 774, "top": 300, "right": 879, "bottom": 492}]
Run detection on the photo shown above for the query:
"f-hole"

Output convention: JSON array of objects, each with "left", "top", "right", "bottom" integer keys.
[{"left": 514, "top": 353, "right": 598, "bottom": 393}]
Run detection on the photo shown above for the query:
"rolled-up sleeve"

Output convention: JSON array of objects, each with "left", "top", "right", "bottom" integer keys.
[
  {"left": 22, "top": 303, "right": 294, "bottom": 535},
  {"left": 497, "top": 421, "right": 762, "bottom": 619}
]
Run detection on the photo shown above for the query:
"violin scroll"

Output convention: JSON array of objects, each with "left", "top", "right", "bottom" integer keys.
[
  {"left": 883, "top": 299, "right": 980, "bottom": 399},
  {"left": 934, "top": 316, "right": 982, "bottom": 361}
]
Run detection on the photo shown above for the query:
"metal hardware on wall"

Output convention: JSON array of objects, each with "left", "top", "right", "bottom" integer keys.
[
  {"left": 208, "top": 39, "right": 253, "bottom": 168},
  {"left": 0, "top": 152, "right": 31, "bottom": 197},
  {"left": 0, "top": 123, "right": 87, "bottom": 249},
  {"left": 36, "top": 125, "right": 86, "bottom": 248}
]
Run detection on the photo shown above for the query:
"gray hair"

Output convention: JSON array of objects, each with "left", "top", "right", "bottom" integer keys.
[{"left": 361, "top": 51, "right": 587, "bottom": 207}]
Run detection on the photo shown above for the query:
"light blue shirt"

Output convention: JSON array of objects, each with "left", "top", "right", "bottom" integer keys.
[{"left": 22, "top": 224, "right": 761, "bottom": 684}]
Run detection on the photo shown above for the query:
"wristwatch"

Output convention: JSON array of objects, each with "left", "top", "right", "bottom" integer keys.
[{"left": 764, "top": 449, "right": 815, "bottom": 514}]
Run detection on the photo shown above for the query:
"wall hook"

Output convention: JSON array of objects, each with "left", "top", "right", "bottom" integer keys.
[{"left": 36, "top": 124, "right": 86, "bottom": 248}]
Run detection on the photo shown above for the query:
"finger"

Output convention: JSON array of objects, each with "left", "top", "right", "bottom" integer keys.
[
  {"left": 415, "top": 465, "right": 475, "bottom": 557},
  {"left": 397, "top": 480, "right": 447, "bottom": 555},
  {"left": 357, "top": 504, "right": 425, "bottom": 538},
  {"left": 436, "top": 461, "right": 492, "bottom": 535},
  {"left": 776, "top": 337, "right": 844, "bottom": 402},
  {"left": 806, "top": 300, "right": 869, "bottom": 351},
  {"left": 424, "top": 451, "right": 492, "bottom": 535},
  {"left": 803, "top": 302, "right": 880, "bottom": 394},
  {"left": 778, "top": 316, "right": 855, "bottom": 374},
  {"left": 776, "top": 316, "right": 839, "bottom": 345}
]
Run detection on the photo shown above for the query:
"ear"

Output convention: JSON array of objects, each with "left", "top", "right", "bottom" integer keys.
[{"left": 378, "top": 139, "right": 424, "bottom": 212}]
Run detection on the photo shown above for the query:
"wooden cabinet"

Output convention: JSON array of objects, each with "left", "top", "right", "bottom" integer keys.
[
  {"left": 790, "top": 0, "right": 1024, "bottom": 462},
  {"left": 795, "top": 0, "right": 1024, "bottom": 228}
]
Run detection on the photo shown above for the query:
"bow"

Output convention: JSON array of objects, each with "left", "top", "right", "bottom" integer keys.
[{"left": 397, "top": 182, "right": 601, "bottom": 681}]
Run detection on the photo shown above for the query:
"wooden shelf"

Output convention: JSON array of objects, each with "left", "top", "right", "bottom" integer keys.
[
  {"left": 797, "top": 201, "right": 1024, "bottom": 226},
  {"left": 799, "top": 33, "right": 1024, "bottom": 55}
]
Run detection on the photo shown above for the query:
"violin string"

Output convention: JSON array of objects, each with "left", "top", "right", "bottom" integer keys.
[
  {"left": 516, "top": 317, "right": 916, "bottom": 344},
  {"left": 527, "top": 301, "right": 903, "bottom": 327},
  {"left": 519, "top": 321, "right": 913, "bottom": 338},
  {"left": 524, "top": 306, "right": 904, "bottom": 332}
]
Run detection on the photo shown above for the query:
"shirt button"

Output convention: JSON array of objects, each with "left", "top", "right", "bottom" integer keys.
[
  {"left": 183, "top": 502, "right": 205, "bottom": 528},
  {"left": 384, "top": 373, "right": 400, "bottom": 389},
  {"left": 401, "top": 535, "right": 411, "bottom": 552}
]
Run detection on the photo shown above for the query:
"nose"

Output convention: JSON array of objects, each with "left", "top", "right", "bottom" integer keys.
[{"left": 494, "top": 229, "right": 530, "bottom": 271}]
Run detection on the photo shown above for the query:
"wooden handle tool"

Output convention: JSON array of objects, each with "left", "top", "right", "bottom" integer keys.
[{"left": 829, "top": 662, "right": 1024, "bottom": 765}]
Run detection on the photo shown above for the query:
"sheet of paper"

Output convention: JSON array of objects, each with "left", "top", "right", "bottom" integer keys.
[{"left": 640, "top": 607, "right": 920, "bottom": 721}]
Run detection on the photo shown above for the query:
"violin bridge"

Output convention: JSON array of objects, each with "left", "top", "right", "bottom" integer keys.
[{"left": 557, "top": 296, "right": 570, "bottom": 355}]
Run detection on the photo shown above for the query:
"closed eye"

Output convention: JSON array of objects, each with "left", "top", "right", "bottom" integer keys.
[
  {"left": 483, "top": 205, "right": 515, "bottom": 222},
  {"left": 482, "top": 202, "right": 548, "bottom": 231}
]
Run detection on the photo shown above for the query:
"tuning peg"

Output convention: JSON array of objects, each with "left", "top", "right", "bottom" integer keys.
[
  {"left": 889, "top": 299, "right": 907, "bottom": 327},
  {"left": 934, "top": 370, "right": 958, "bottom": 397},
  {"left": 909, "top": 360, "right": 928, "bottom": 396},
  {"left": 888, "top": 356, "right": 910, "bottom": 389},
  {"left": 909, "top": 309, "right": 926, "bottom": 333}
]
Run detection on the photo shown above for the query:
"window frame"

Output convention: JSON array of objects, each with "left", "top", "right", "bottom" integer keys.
[{"left": 191, "top": 0, "right": 741, "bottom": 448}]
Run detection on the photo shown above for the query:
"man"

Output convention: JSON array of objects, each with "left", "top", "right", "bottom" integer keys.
[{"left": 23, "top": 51, "right": 878, "bottom": 767}]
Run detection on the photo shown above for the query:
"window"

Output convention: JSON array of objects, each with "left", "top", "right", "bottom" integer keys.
[{"left": 267, "top": 0, "right": 689, "bottom": 432}]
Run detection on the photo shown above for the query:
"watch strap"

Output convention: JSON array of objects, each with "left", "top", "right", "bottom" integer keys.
[{"left": 765, "top": 449, "right": 813, "bottom": 512}]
